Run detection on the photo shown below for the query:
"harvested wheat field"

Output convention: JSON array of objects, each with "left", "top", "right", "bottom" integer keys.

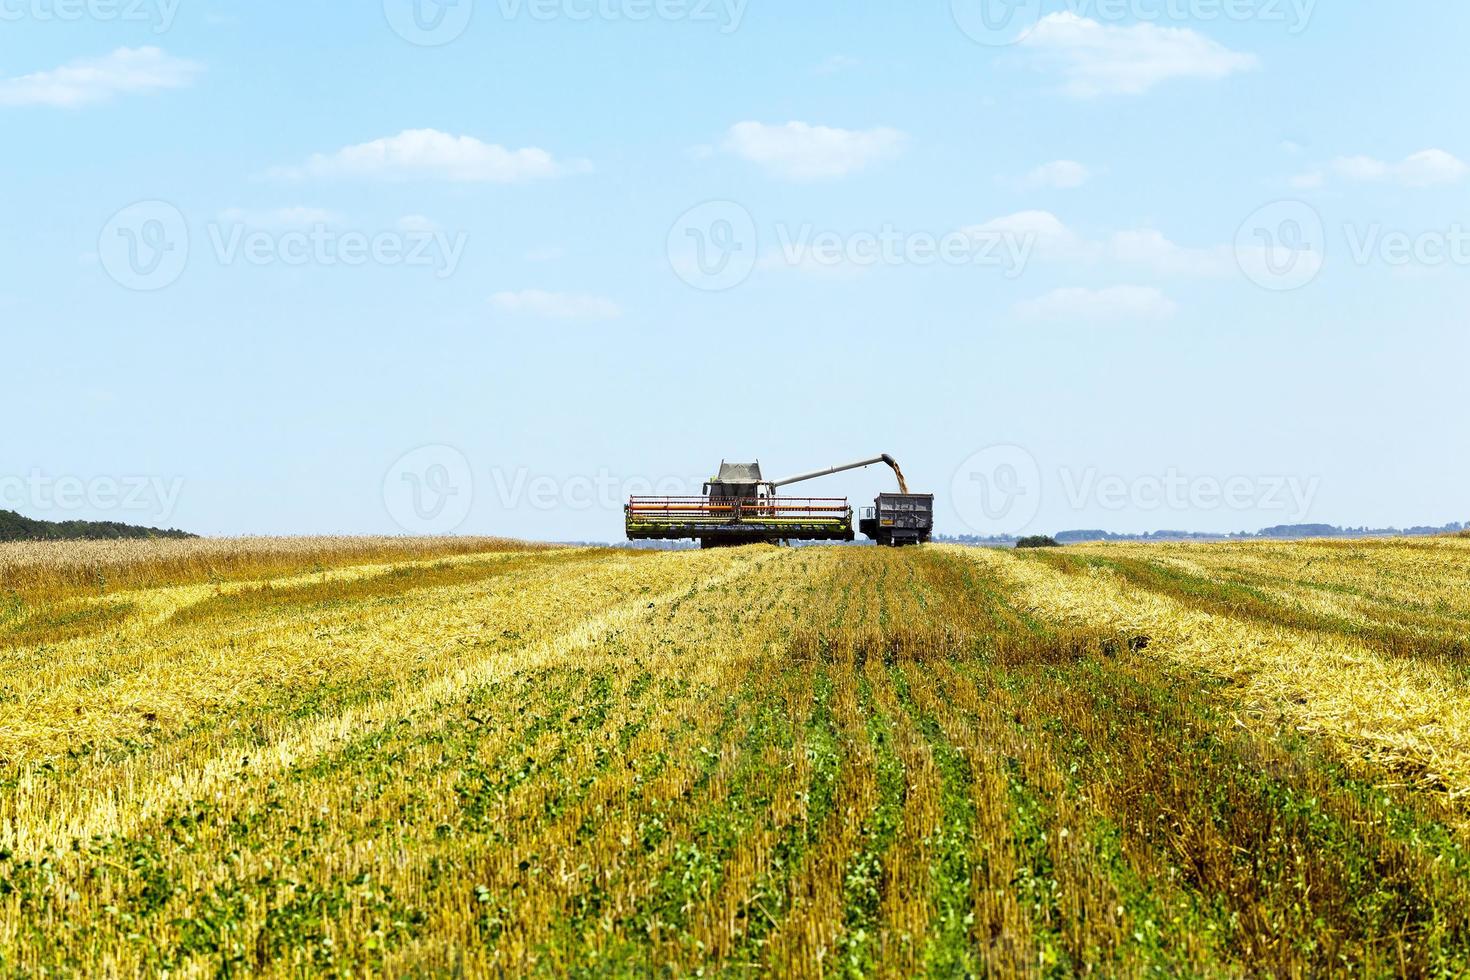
[{"left": 3, "top": 537, "right": 1470, "bottom": 976}]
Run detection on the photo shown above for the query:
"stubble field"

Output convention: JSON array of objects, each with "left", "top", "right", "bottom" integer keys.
[{"left": 3, "top": 535, "right": 1470, "bottom": 976}]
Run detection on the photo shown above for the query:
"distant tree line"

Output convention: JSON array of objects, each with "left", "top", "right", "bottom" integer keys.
[
  {"left": 939, "top": 521, "right": 1468, "bottom": 547},
  {"left": 0, "top": 510, "right": 195, "bottom": 543}
]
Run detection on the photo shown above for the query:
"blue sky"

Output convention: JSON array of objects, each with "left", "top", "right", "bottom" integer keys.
[{"left": 3, "top": 1, "right": 1467, "bottom": 540}]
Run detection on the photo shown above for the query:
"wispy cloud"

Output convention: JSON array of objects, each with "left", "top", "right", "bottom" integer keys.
[
  {"left": 1015, "top": 160, "right": 1091, "bottom": 189},
  {"left": 967, "top": 210, "right": 1236, "bottom": 278},
  {"left": 1332, "top": 149, "right": 1467, "bottom": 188},
  {"left": 721, "top": 121, "right": 906, "bottom": 180},
  {"left": 217, "top": 207, "right": 340, "bottom": 229},
  {"left": 267, "top": 129, "right": 592, "bottom": 183},
  {"left": 490, "top": 290, "right": 621, "bottom": 320},
  {"left": 1021, "top": 13, "right": 1257, "bottom": 97},
  {"left": 396, "top": 214, "right": 440, "bottom": 233},
  {"left": 1014, "top": 285, "right": 1178, "bottom": 321},
  {"left": 812, "top": 55, "right": 861, "bottom": 76},
  {"left": 0, "top": 47, "right": 201, "bottom": 108}
]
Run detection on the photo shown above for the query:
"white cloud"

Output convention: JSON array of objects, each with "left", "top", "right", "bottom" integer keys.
[
  {"left": 1018, "top": 160, "right": 1091, "bottom": 189},
  {"left": 1332, "top": 156, "right": 1389, "bottom": 182},
  {"left": 396, "top": 214, "right": 439, "bottom": 232},
  {"left": 1105, "top": 228, "right": 1235, "bottom": 278},
  {"left": 1021, "top": 13, "right": 1258, "bottom": 97},
  {"left": 268, "top": 129, "right": 591, "bottom": 183},
  {"left": 813, "top": 55, "right": 861, "bottom": 76},
  {"left": 967, "top": 210, "right": 1079, "bottom": 254},
  {"left": 1014, "top": 286, "right": 1178, "bottom": 321},
  {"left": 722, "top": 121, "right": 906, "bottom": 180},
  {"left": 0, "top": 47, "right": 201, "bottom": 108},
  {"left": 490, "top": 290, "right": 621, "bottom": 320},
  {"left": 217, "top": 207, "right": 340, "bottom": 229},
  {"left": 963, "top": 210, "right": 1235, "bottom": 278},
  {"left": 1332, "top": 149, "right": 1467, "bottom": 188}
]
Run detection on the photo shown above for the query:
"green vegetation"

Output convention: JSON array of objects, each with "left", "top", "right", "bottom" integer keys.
[{"left": 0, "top": 509, "right": 194, "bottom": 542}]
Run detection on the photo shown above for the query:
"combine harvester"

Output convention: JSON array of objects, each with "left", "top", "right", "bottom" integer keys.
[{"left": 626, "top": 455, "right": 934, "bottom": 548}]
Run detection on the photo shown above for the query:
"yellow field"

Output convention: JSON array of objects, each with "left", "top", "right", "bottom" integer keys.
[{"left": 3, "top": 537, "right": 1470, "bottom": 976}]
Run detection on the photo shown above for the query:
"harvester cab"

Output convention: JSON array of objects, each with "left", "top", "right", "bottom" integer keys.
[{"left": 705, "top": 461, "right": 767, "bottom": 503}]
